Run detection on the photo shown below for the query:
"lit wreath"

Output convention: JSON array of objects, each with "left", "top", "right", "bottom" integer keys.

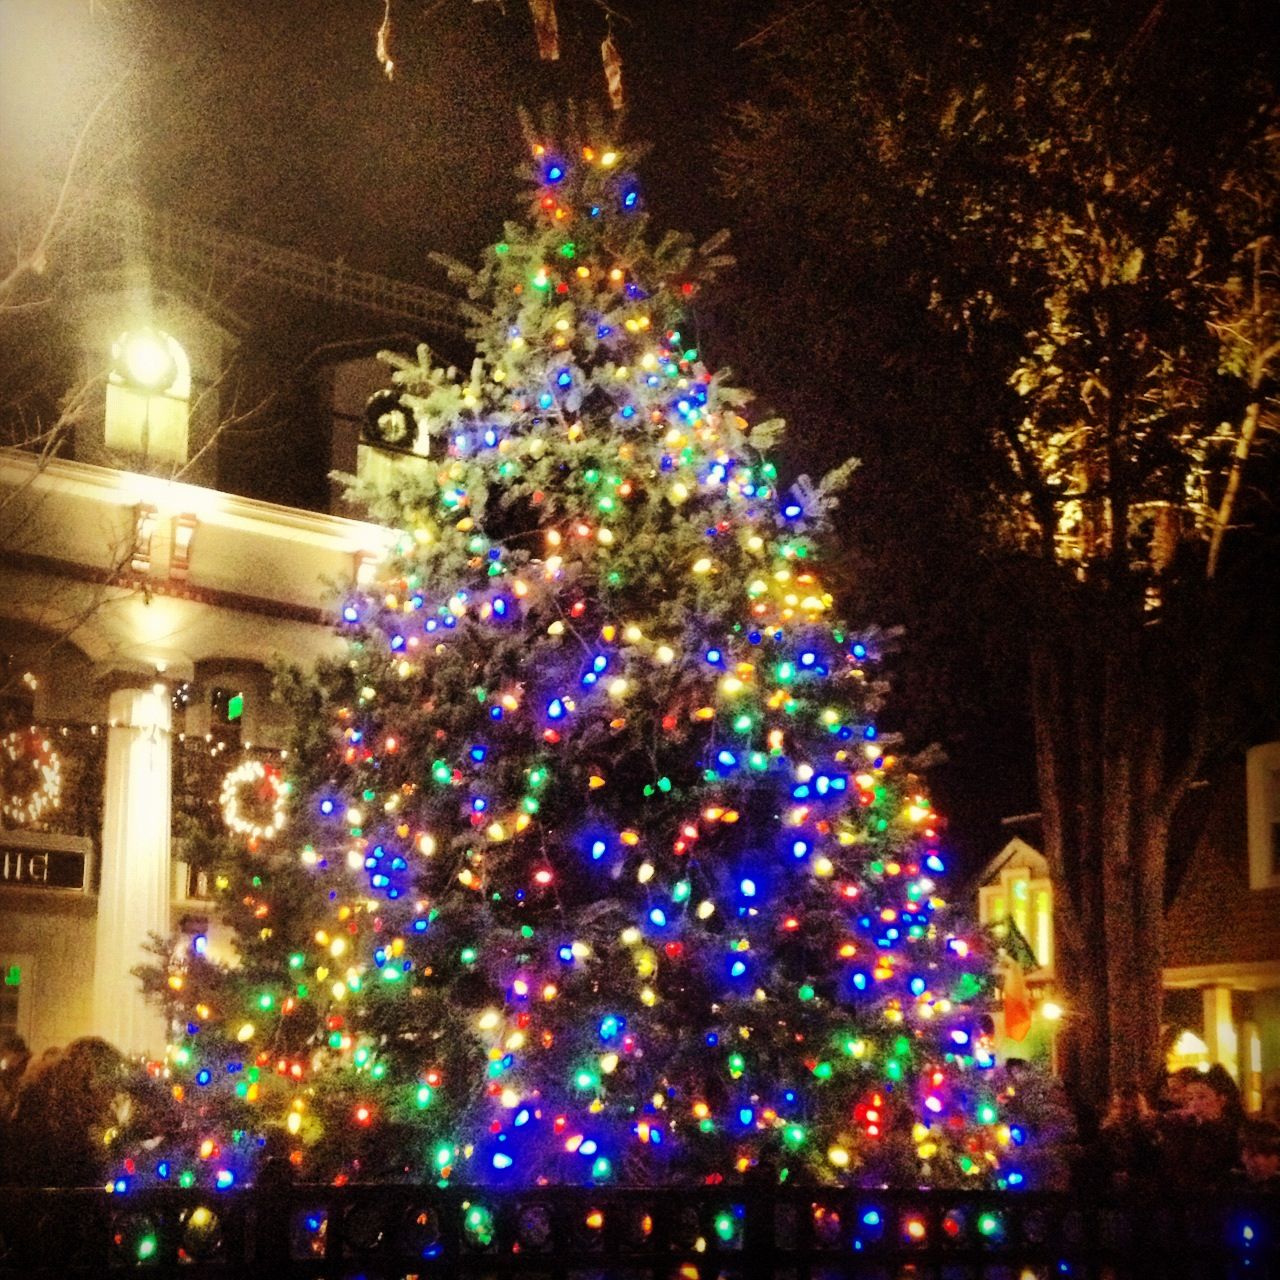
[
  {"left": 220, "top": 759, "right": 288, "bottom": 843},
  {"left": 0, "top": 729, "right": 63, "bottom": 826}
]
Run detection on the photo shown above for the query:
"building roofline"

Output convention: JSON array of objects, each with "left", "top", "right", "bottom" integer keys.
[{"left": 0, "top": 448, "right": 396, "bottom": 555}]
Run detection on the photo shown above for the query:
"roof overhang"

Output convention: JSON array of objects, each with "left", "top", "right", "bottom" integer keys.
[{"left": 1163, "top": 960, "right": 1280, "bottom": 992}]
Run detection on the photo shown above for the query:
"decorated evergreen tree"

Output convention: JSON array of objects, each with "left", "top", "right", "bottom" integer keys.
[{"left": 137, "top": 113, "right": 1064, "bottom": 1192}]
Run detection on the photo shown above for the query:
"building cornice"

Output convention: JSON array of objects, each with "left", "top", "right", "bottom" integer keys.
[
  {"left": 1, "top": 548, "right": 331, "bottom": 627},
  {"left": 1163, "top": 960, "right": 1280, "bottom": 992},
  {"left": 0, "top": 449, "right": 395, "bottom": 556}
]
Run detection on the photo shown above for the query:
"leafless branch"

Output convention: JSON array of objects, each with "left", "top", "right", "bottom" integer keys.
[
  {"left": 736, "top": 0, "right": 823, "bottom": 51},
  {"left": 1207, "top": 235, "right": 1278, "bottom": 577},
  {"left": 0, "top": 72, "right": 132, "bottom": 302}
]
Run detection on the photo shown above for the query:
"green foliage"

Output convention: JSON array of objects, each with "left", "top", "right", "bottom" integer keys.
[
  {"left": 725, "top": 0, "right": 1278, "bottom": 589},
  {"left": 724, "top": 0, "right": 1280, "bottom": 1105},
  {"left": 133, "top": 112, "right": 1066, "bottom": 1192}
]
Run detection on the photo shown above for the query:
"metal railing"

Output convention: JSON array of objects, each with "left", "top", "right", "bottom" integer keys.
[
  {"left": 0, "top": 1184, "right": 1274, "bottom": 1278},
  {"left": 61, "top": 196, "right": 464, "bottom": 333}
]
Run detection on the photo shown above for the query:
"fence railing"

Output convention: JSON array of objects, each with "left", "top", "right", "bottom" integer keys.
[{"left": 0, "top": 1184, "right": 1274, "bottom": 1279}]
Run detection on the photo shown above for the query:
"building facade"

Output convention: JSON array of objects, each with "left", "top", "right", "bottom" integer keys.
[
  {"left": 0, "top": 232, "right": 435, "bottom": 1059},
  {"left": 976, "top": 752, "right": 1280, "bottom": 1108},
  {"left": 0, "top": 447, "right": 393, "bottom": 1057}
]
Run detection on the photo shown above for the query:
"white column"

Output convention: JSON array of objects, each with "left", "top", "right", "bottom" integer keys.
[
  {"left": 92, "top": 684, "right": 171, "bottom": 1057},
  {"left": 1201, "top": 984, "right": 1238, "bottom": 1080}
]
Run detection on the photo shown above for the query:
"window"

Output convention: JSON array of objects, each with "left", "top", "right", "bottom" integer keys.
[
  {"left": 978, "top": 858, "right": 1055, "bottom": 976},
  {"left": 978, "top": 886, "right": 1006, "bottom": 928},
  {"left": 105, "top": 328, "right": 191, "bottom": 465},
  {"left": 1009, "top": 872, "right": 1030, "bottom": 941},
  {"left": 209, "top": 687, "right": 243, "bottom": 749},
  {"left": 1035, "top": 888, "right": 1053, "bottom": 972},
  {"left": 1246, "top": 741, "right": 1280, "bottom": 890}
]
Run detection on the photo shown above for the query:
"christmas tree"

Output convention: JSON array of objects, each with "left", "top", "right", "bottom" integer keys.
[{"left": 137, "top": 113, "right": 1058, "bottom": 1193}]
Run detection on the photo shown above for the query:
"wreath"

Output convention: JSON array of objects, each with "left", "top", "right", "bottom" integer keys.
[
  {"left": 364, "top": 389, "right": 417, "bottom": 451},
  {"left": 220, "top": 759, "right": 288, "bottom": 845},
  {"left": 1, "top": 729, "right": 63, "bottom": 826}
]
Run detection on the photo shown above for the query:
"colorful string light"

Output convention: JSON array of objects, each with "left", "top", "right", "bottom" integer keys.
[{"left": 131, "top": 128, "right": 1049, "bottom": 1195}]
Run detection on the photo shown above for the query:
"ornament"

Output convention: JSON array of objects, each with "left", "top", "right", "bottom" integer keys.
[
  {"left": 364, "top": 390, "right": 419, "bottom": 452},
  {"left": 601, "top": 31, "right": 624, "bottom": 110}
]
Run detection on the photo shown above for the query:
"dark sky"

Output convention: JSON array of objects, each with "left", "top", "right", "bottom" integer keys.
[
  {"left": 0, "top": 0, "right": 1035, "bottom": 870},
  {"left": 1, "top": 0, "right": 763, "bottom": 277}
]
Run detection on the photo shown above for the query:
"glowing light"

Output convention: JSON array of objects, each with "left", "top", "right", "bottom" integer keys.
[
  {"left": 118, "top": 328, "right": 176, "bottom": 392},
  {"left": 1172, "top": 1029, "right": 1209, "bottom": 1058},
  {"left": 0, "top": 731, "right": 63, "bottom": 826},
  {"left": 220, "top": 759, "right": 288, "bottom": 842}
]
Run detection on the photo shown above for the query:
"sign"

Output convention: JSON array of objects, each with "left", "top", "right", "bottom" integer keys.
[{"left": 0, "top": 842, "right": 89, "bottom": 891}]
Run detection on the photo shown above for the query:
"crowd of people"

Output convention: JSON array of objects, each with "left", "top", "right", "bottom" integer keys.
[
  {"left": 0, "top": 1031, "right": 177, "bottom": 1187},
  {"left": 2, "top": 1029, "right": 1279, "bottom": 1193},
  {"left": 1092, "top": 1064, "right": 1280, "bottom": 1196}
]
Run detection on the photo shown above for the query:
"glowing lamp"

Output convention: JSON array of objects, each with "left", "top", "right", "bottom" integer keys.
[
  {"left": 116, "top": 328, "right": 177, "bottom": 392},
  {"left": 1172, "top": 1029, "right": 1209, "bottom": 1058}
]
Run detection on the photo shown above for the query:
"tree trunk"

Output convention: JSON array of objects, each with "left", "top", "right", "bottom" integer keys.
[
  {"left": 1028, "top": 596, "right": 1184, "bottom": 1113},
  {"left": 1053, "top": 929, "right": 1109, "bottom": 1108}
]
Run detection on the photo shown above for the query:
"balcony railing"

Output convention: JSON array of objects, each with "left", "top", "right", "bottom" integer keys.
[{"left": 0, "top": 1184, "right": 1273, "bottom": 1278}]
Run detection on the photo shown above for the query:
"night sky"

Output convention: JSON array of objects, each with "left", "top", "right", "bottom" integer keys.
[
  {"left": 3, "top": 1, "right": 762, "bottom": 274},
  {"left": 0, "top": 0, "right": 1036, "bottom": 870}
]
